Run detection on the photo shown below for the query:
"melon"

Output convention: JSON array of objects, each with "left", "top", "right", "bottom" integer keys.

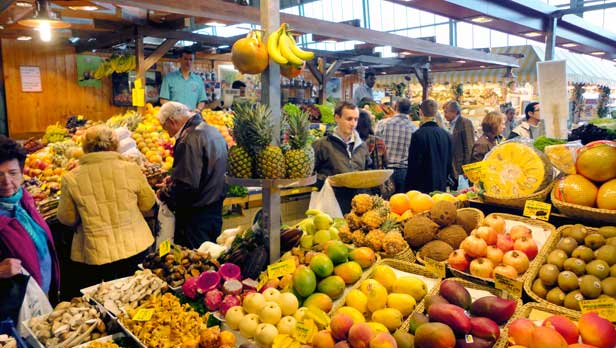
[
  {"left": 597, "top": 179, "right": 616, "bottom": 210},
  {"left": 554, "top": 174, "right": 598, "bottom": 207},
  {"left": 576, "top": 140, "right": 616, "bottom": 183}
]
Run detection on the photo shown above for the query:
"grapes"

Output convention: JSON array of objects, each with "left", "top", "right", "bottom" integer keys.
[{"left": 568, "top": 124, "right": 616, "bottom": 145}]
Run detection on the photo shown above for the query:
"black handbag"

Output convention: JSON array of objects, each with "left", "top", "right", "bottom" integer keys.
[{"left": 0, "top": 274, "right": 29, "bottom": 323}]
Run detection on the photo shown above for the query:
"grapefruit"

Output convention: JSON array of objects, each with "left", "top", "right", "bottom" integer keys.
[
  {"left": 576, "top": 140, "right": 616, "bottom": 183},
  {"left": 409, "top": 193, "right": 434, "bottom": 213},
  {"left": 597, "top": 179, "right": 616, "bottom": 210},
  {"left": 554, "top": 175, "right": 598, "bottom": 207},
  {"left": 389, "top": 193, "right": 411, "bottom": 214},
  {"left": 406, "top": 190, "right": 421, "bottom": 202}
]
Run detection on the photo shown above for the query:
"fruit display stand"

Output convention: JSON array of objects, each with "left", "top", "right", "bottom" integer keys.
[
  {"left": 226, "top": 175, "right": 317, "bottom": 262},
  {"left": 551, "top": 189, "right": 616, "bottom": 224}
]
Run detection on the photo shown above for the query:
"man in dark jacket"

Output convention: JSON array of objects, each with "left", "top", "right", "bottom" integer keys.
[
  {"left": 443, "top": 101, "right": 475, "bottom": 185},
  {"left": 157, "top": 101, "right": 228, "bottom": 248},
  {"left": 313, "top": 101, "right": 370, "bottom": 213},
  {"left": 405, "top": 99, "right": 454, "bottom": 193}
]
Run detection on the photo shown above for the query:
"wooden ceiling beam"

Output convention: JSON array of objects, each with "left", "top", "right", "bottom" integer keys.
[
  {"left": 56, "top": 8, "right": 127, "bottom": 22},
  {"left": 143, "top": 38, "right": 177, "bottom": 70}
]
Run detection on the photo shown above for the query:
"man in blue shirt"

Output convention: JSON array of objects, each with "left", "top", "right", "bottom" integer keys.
[{"left": 159, "top": 49, "right": 207, "bottom": 111}]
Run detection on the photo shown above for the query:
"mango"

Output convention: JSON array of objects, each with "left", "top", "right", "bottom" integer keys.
[
  {"left": 507, "top": 318, "right": 536, "bottom": 346},
  {"left": 393, "top": 330, "right": 415, "bottom": 348},
  {"left": 360, "top": 280, "right": 388, "bottom": 313},
  {"left": 326, "top": 240, "right": 349, "bottom": 265},
  {"left": 469, "top": 317, "right": 500, "bottom": 341},
  {"left": 310, "top": 253, "right": 334, "bottom": 278},
  {"left": 469, "top": 296, "right": 516, "bottom": 324},
  {"left": 529, "top": 326, "right": 567, "bottom": 348},
  {"left": 372, "top": 308, "right": 403, "bottom": 332},
  {"left": 387, "top": 293, "right": 416, "bottom": 316},
  {"left": 345, "top": 289, "right": 368, "bottom": 313},
  {"left": 303, "top": 293, "right": 333, "bottom": 313},
  {"left": 331, "top": 313, "right": 354, "bottom": 340},
  {"left": 348, "top": 323, "right": 376, "bottom": 348},
  {"left": 455, "top": 337, "right": 493, "bottom": 348},
  {"left": 428, "top": 303, "right": 471, "bottom": 336},
  {"left": 317, "top": 275, "right": 346, "bottom": 300},
  {"left": 369, "top": 332, "right": 398, "bottom": 348},
  {"left": 407, "top": 312, "right": 429, "bottom": 334},
  {"left": 424, "top": 295, "right": 449, "bottom": 311},
  {"left": 439, "top": 279, "right": 471, "bottom": 309},
  {"left": 336, "top": 306, "right": 366, "bottom": 324},
  {"left": 542, "top": 315, "right": 579, "bottom": 344},
  {"left": 392, "top": 276, "right": 427, "bottom": 301},
  {"left": 313, "top": 330, "right": 335, "bottom": 348},
  {"left": 367, "top": 322, "right": 390, "bottom": 334},
  {"left": 315, "top": 229, "right": 333, "bottom": 248},
  {"left": 372, "top": 265, "right": 397, "bottom": 292},
  {"left": 293, "top": 265, "right": 317, "bottom": 298},
  {"left": 349, "top": 247, "right": 377, "bottom": 269},
  {"left": 414, "top": 322, "right": 455, "bottom": 348},
  {"left": 579, "top": 312, "right": 616, "bottom": 348},
  {"left": 334, "top": 261, "right": 363, "bottom": 284}
]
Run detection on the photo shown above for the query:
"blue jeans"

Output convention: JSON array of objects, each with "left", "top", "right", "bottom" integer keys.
[{"left": 391, "top": 168, "right": 408, "bottom": 194}]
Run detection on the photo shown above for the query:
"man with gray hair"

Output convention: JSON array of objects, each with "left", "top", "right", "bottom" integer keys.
[
  {"left": 443, "top": 100, "right": 475, "bottom": 188},
  {"left": 157, "top": 101, "right": 228, "bottom": 248}
]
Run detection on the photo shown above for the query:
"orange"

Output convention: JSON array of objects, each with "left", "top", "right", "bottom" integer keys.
[
  {"left": 555, "top": 174, "right": 598, "bottom": 207},
  {"left": 406, "top": 190, "right": 421, "bottom": 203},
  {"left": 597, "top": 178, "right": 616, "bottom": 210},
  {"left": 389, "top": 193, "right": 411, "bottom": 214},
  {"left": 409, "top": 193, "right": 434, "bottom": 213}
]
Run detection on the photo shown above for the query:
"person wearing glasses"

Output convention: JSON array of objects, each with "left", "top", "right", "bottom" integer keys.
[{"left": 508, "top": 102, "right": 545, "bottom": 140}]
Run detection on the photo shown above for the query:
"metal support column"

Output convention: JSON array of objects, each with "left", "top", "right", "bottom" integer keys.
[
  {"left": 260, "top": 0, "right": 281, "bottom": 140},
  {"left": 545, "top": 17, "right": 557, "bottom": 61}
]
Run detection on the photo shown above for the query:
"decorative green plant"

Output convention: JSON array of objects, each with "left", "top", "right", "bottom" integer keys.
[{"left": 597, "top": 86, "right": 611, "bottom": 118}]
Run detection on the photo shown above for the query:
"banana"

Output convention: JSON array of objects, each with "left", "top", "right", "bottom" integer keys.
[
  {"left": 284, "top": 31, "right": 315, "bottom": 61},
  {"left": 278, "top": 32, "right": 304, "bottom": 66},
  {"left": 304, "top": 209, "right": 323, "bottom": 216},
  {"left": 267, "top": 27, "right": 288, "bottom": 65}
]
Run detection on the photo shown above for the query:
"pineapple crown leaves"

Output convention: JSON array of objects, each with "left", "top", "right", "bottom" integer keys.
[
  {"left": 232, "top": 103, "right": 274, "bottom": 155},
  {"left": 283, "top": 107, "right": 311, "bottom": 150}
]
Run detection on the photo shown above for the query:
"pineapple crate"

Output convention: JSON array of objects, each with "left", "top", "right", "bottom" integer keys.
[
  {"left": 403, "top": 277, "right": 523, "bottom": 348},
  {"left": 449, "top": 213, "right": 557, "bottom": 286}
]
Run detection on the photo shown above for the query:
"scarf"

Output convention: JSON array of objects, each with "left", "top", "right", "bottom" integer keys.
[{"left": 0, "top": 188, "right": 52, "bottom": 293}]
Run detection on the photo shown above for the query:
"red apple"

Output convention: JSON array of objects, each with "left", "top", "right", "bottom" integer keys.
[
  {"left": 470, "top": 258, "right": 494, "bottom": 278},
  {"left": 486, "top": 246, "right": 504, "bottom": 265},
  {"left": 460, "top": 234, "right": 488, "bottom": 258},
  {"left": 472, "top": 226, "right": 498, "bottom": 245},
  {"left": 514, "top": 236, "right": 538, "bottom": 260},
  {"left": 502, "top": 250, "right": 529, "bottom": 274},
  {"left": 492, "top": 264, "right": 518, "bottom": 279},
  {"left": 509, "top": 225, "right": 532, "bottom": 240},
  {"left": 483, "top": 215, "right": 506, "bottom": 234},
  {"left": 496, "top": 234, "right": 514, "bottom": 252},
  {"left": 448, "top": 249, "right": 470, "bottom": 272}
]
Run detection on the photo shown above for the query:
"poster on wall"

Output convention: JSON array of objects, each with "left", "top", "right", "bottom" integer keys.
[
  {"left": 77, "top": 55, "right": 103, "bottom": 88},
  {"left": 326, "top": 78, "right": 342, "bottom": 99},
  {"left": 19, "top": 66, "right": 42, "bottom": 92},
  {"left": 537, "top": 60, "right": 568, "bottom": 138}
]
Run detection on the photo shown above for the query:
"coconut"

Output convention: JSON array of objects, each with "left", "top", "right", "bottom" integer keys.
[
  {"left": 437, "top": 225, "right": 468, "bottom": 249},
  {"left": 419, "top": 240, "right": 454, "bottom": 262},
  {"left": 430, "top": 200, "right": 458, "bottom": 227},
  {"left": 404, "top": 215, "right": 439, "bottom": 249}
]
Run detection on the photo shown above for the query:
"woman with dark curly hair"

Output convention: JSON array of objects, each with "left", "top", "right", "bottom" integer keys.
[{"left": 0, "top": 136, "right": 60, "bottom": 296}]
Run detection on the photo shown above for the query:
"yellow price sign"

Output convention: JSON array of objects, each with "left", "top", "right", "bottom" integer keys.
[
  {"left": 267, "top": 258, "right": 296, "bottom": 279},
  {"left": 528, "top": 308, "right": 553, "bottom": 321},
  {"left": 256, "top": 272, "right": 268, "bottom": 292},
  {"left": 523, "top": 200, "right": 552, "bottom": 221},
  {"left": 424, "top": 257, "right": 446, "bottom": 279},
  {"left": 159, "top": 240, "right": 170, "bottom": 257},
  {"left": 173, "top": 244, "right": 182, "bottom": 262},
  {"left": 494, "top": 273, "right": 523, "bottom": 298},
  {"left": 462, "top": 161, "right": 486, "bottom": 183},
  {"left": 292, "top": 319, "right": 315, "bottom": 344},
  {"left": 132, "top": 308, "right": 154, "bottom": 321},
  {"left": 580, "top": 298, "right": 616, "bottom": 322}
]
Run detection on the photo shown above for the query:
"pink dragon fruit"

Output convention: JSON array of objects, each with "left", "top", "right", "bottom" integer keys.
[
  {"left": 205, "top": 289, "right": 224, "bottom": 311},
  {"left": 223, "top": 279, "right": 243, "bottom": 296},
  {"left": 242, "top": 278, "right": 258, "bottom": 290},
  {"left": 182, "top": 276, "right": 199, "bottom": 300},
  {"left": 219, "top": 263, "right": 241, "bottom": 281},
  {"left": 220, "top": 295, "right": 241, "bottom": 316},
  {"left": 197, "top": 270, "right": 221, "bottom": 293}
]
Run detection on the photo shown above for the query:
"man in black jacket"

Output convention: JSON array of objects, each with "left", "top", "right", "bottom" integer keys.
[
  {"left": 405, "top": 99, "right": 454, "bottom": 193},
  {"left": 157, "top": 101, "right": 228, "bottom": 248}
]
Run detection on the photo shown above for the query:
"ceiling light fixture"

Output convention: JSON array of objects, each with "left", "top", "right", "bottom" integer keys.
[
  {"left": 456, "top": 60, "right": 466, "bottom": 63},
  {"left": 68, "top": 5, "right": 99, "bottom": 11},
  {"left": 17, "top": 36, "right": 32, "bottom": 40},
  {"left": 15, "top": 1, "right": 33, "bottom": 8},
  {"left": 590, "top": 51, "right": 605, "bottom": 56},
  {"left": 400, "top": 51, "right": 413, "bottom": 56},
  {"left": 18, "top": 0, "right": 70, "bottom": 42},
  {"left": 479, "top": 65, "right": 486, "bottom": 68},
  {"left": 205, "top": 21, "right": 226, "bottom": 27},
  {"left": 562, "top": 42, "right": 578, "bottom": 48},
  {"left": 470, "top": 16, "right": 493, "bottom": 24},
  {"left": 523, "top": 32, "right": 542, "bottom": 37}
]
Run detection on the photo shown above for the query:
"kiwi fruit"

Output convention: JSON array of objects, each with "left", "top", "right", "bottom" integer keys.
[
  {"left": 585, "top": 233, "right": 606, "bottom": 250},
  {"left": 557, "top": 237, "right": 578, "bottom": 256},
  {"left": 571, "top": 245, "right": 595, "bottom": 263},
  {"left": 436, "top": 225, "right": 468, "bottom": 249},
  {"left": 547, "top": 249, "right": 568, "bottom": 269},
  {"left": 579, "top": 275, "right": 602, "bottom": 299},
  {"left": 586, "top": 259, "right": 610, "bottom": 279},
  {"left": 564, "top": 224, "right": 588, "bottom": 244},
  {"left": 594, "top": 244, "right": 616, "bottom": 266},
  {"left": 558, "top": 271, "right": 580, "bottom": 292},
  {"left": 539, "top": 263, "right": 560, "bottom": 287},
  {"left": 531, "top": 278, "right": 549, "bottom": 299},
  {"left": 563, "top": 258, "right": 586, "bottom": 276},
  {"left": 430, "top": 200, "right": 457, "bottom": 227},
  {"left": 607, "top": 237, "right": 616, "bottom": 247},
  {"left": 611, "top": 264, "right": 616, "bottom": 277},
  {"left": 601, "top": 277, "right": 616, "bottom": 297},
  {"left": 598, "top": 226, "right": 616, "bottom": 239},
  {"left": 564, "top": 290, "right": 584, "bottom": 311},
  {"left": 546, "top": 287, "right": 566, "bottom": 306}
]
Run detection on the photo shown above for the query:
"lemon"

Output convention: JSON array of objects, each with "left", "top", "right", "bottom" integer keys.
[
  {"left": 345, "top": 289, "right": 368, "bottom": 314},
  {"left": 372, "top": 265, "right": 397, "bottom": 292}
]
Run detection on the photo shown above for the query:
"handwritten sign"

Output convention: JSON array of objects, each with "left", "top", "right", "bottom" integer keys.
[
  {"left": 494, "top": 273, "right": 523, "bottom": 298},
  {"left": 159, "top": 240, "right": 170, "bottom": 257},
  {"left": 132, "top": 308, "right": 154, "bottom": 321},
  {"left": 268, "top": 258, "right": 296, "bottom": 279},
  {"left": 580, "top": 298, "right": 616, "bottom": 322},
  {"left": 292, "top": 319, "right": 315, "bottom": 343},
  {"left": 462, "top": 161, "right": 486, "bottom": 183},
  {"left": 20, "top": 66, "right": 42, "bottom": 92},
  {"left": 523, "top": 200, "right": 552, "bottom": 221},
  {"left": 424, "top": 257, "right": 446, "bottom": 279}
]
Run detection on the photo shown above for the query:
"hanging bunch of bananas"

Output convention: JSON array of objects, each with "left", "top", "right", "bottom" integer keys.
[
  {"left": 267, "top": 23, "right": 314, "bottom": 68},
  {"left": 93, "top": 55, "right": 137, "bottom": 80}
]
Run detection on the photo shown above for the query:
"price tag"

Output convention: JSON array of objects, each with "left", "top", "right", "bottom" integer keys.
[
  {"left": 159, "top": 240, "right": 170, "bottom": 257},
  {"left": 132, "top": 308, "right": 154, "bottom": 321},
  {"left": 528, "top": 309, "right": 552, "bottom": 321},
  {"left": 465, "top": 335, "right": 474, "bottom": 343},
  {"left": 173, "top": 244, "right": 182, "bottom": 261},
  {"left": 424, "top": 257, "right": 446, "bottom": 279},
  {"left": 494, "top": 273, "right": 523, "bottom": 298},
  {"left": 580, "top": 298, "right": 616, "bottom": 322},
  {"left": 523, "top": 200, "right": 552, "bottom": 221},
  {"left": 256, "top": 272, "right": 268, "bottom": 292},
  {"left": 462, "top": 161, "right": 486, "bottom": 183},
  {"left": 292, "top": 319, "right": 315, "bottom": 344},
  {"left": 268, "top": 258, "right": 296, "bottom": 279}
]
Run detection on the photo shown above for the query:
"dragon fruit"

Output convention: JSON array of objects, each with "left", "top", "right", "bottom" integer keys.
[
  {"left": 198, "top": 270, "right": 221, "bottom": 293},
  {"left": 205, "top": 289, "right": 224, "bottom": 311},
  {"left": 223, "top": 279, "right": 243, "bottom": 296},
  {"left": 219, "top": 263, "right": 241, "bottom": 281},
  {"left": 242, "top": 278, "right": 258, "bottom": 290},
  {"left": 220, "top": 294, "right": 241, "bottom": 315},
  {"left": 182, "top": 276, "right": 199, "bottom": 300}
]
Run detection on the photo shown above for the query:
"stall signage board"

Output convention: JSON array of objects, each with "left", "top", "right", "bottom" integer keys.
[
  {"left": 523, "top": 200, "right": 551, "bottom": 221},
  {"left": 19, "top": 66, "right": 42, "bottom": 92},
  {"left": 494, "top": 273, "right": 523, "bottom": 298},
  {"left": 424, "top": 257, "right": 446, "bottom": 279},
  {"left": 462, "top": 161, "right": 486, "bottom": 183},
  {"left": 267, "top": 258, "right": 296, "bottom": 279},
  {"left": 537, "top": 60, "right": 568, "bottom": 139},
  {"left": 579, "top": 298, "right": 616, "bottom": 322}
]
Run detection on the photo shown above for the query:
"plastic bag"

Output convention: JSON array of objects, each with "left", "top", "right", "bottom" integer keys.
[
  {"left": 0, "top": 274, "right": 28, "bottom": 323},
  {"left": 544, "top": 141, "right": 582, "bottom": 175},
  {"left": 309, "top": 179, "right": 343, "bottom": 218},
  {"left": 156, "top": 198, "right": 175, "bottom": 246},
  {"left": 17, "top": 269, "right": 52, "bottom": 336}
]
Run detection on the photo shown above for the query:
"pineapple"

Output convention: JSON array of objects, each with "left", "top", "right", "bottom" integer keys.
[
  {"left": 345, "top": 211, "right": 362, "bottom": 231},
  {"left": 338, "top": 224, "right": 353, "bottom": 244},
  {"left": 382, "top": 231, "right": 407, "bottom": 255},
  {"left": 361, "top": 208, "right": 387, "bottom": 230},
  {"left": 227, "top": 104, "right": 254, "bottom": 178},
  {"left": 249, "top": 104, "right": 286, "bottom": 179},
  {"left": 227, "top": 146, "right": 252, "bottom": 178},
  {"left": 365, "top": 229, "right": 385, "bottom": 251},
  {"left": 284, "top": 109, "right": 315, "bottom": 179},
  {"left": 351, "top": 230, "right": 366, "bottom": 247},
  {"left": 351, "top": 194, "right": 373, "bottom": 214},
  {"left": 256, "top": 145, "right": 286, "bottom": 179}
]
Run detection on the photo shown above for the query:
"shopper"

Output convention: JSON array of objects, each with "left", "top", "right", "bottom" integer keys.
[
  {"left": 471, "top": 111, "right": 506, "bottom": 162},
  {"left": 376, "top": 98, "right": 417, "bottom": 193},
  {"left": 404, "top": 99, "right": 453, "bottom": 193},
  {"left": 57, "top": 125, "right": 154, "bottom": 290},
  {"left": 157, "top": 101, "right": 228, "bottom": 248},
  {"left": 357, "top": 110, "right": 387, "bottom": 170},
  {"left": 444, "top": 101, "right": 475, "bottom": 188},
  {"left": 231, "top": 80, "right": 247, "bottom": 97},
  {"left": 502, "top": 107, "right": 517, "bottom": 138},
  {"left": 508, "top": 102, "right": 545, "bottom": 140},
  {"left": 159, "top": 48, "right": 208, "bottom": 112},
  {"left": 313, "top": 101, "right": 370, "bottom": 213},
  {"left": 353, "top": 71, "right": 376, "bottom": 105}
]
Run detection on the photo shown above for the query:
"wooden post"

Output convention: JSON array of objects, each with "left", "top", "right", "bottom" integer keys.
[
  {"left": 135, "top": 26, "right": 145, "bottom": 113},
  {"left": 318, "top": 57, "right": 327, "bottom": 104}
]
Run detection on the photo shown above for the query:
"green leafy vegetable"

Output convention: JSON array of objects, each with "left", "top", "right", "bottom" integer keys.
[
  {"left": 533, "top": 136, "right": 567, "bottom": 152},
  {"left": 315, "top": 103, "right": 334, "bottom": 124}
]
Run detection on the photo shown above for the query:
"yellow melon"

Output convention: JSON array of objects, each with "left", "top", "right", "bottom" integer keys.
[
  {"left": 554, "top": 174, "right": 598, "bottom": 207},
  {"left": 576, "top": 140, "right": 616, "bottom": 183},
  {"left": 597, "top": 179, "right": 616, "bottom": 210}
]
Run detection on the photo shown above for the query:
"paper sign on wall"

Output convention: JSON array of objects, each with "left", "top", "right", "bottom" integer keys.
[
  {"left": 537, "top": 60, "right": 568, "bottom": 139},
  {"left": 19, "top": 66, "right": 42, "bottom": 92}
]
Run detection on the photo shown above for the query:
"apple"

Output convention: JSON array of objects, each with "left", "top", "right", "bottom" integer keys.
[
  {"left": 496, "top": 233, "right": 514, "bottom": 252},
  {"left": 243, "top": 292, "right": 267, "bottom": 314},
  {"left": 470, "top": 258, "right": 494, "bottom": 278},
  {"left": 514, "top": 236, "right": 538, "bottom": 260},
  {"left": 263, "top": 287, "right": 281, "bottom": 303},
  {"left": 448, "top": 249, "right": 470, "bottom": 272},
  {"left": 486, "top": 246, "right": 504, "bottom": 265},
  {"left": 294, "top": 307, "right": 309, "bottom": 321},
  {"left": 277, "top": 315, "right": 297, "bottom": 335},
  {"left": 239, "top": 313, "right": 260, "bottom": 338},
  {"left": 259, "top": 301, "right": 282, "bottom": 325},
  {"left": 255, "top": 323, "right": 279, "bottom": 346},
  {"left": 224, "top": 306, "right": 245, "bottom": 330},
  {"left": 492, "top": 264, "right": 518, "bottom": 279},
  {"left": 473, "top": 226, "right": 498, "bottom": 245},
  {"left": 277, "top": 292, "right": 299, "bottom": 316},
  {"left": 483, "top": 215, "right": 506, "bottom": 234},
  {"left": 460, "top": 234, "right": 488, "bottom": 258},
  {"left": 509, "top": 225, "right": 532, "bottom": 240},
  {"left": 502, "top": 250, "right": 530, "bottom": 274}
]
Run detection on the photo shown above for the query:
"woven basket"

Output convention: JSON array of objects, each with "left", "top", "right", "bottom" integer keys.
[
  {"left": 329, "top": 169, "right": 393, "bottom": 189},
  {"left": 551, "top": 189, "right": 616, "bottom": 224},
  {"left": 480, "top": 180, "right": 554, "bottom": 209},
  {"left": 524, "top": 224, "right": 601, "bottom": 318},
  {"left": 402, "top": 277, "right": 523, "bottom": 348},
  {"left": 380, "top": 244, "right": 416, "bottom": 263},
  {"left": 450, "top": 213, "right": 557, "bottom": 286}
]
